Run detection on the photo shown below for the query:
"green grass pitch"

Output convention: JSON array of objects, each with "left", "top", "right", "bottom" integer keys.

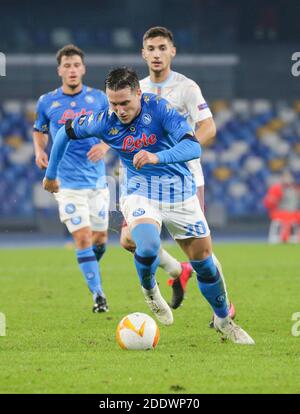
[{"left": 0, "top": 243, "right": 299, "bottom": 394}]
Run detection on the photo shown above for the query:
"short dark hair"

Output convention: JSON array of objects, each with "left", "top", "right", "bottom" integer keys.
[
  {"left": 143, "top": 26, "right": 174, "bottom": 45},
  {"left": 105, "top": 67, "right": 140, "bottom": 92},
  {"left": 56, "top": 44, "right": 85, "bottom": 65}
]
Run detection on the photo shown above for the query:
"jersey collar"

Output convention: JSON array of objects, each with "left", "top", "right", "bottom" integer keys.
[
  {"left": 60, "top": 84, "right": 86, "bottom": 97},
  {"left": 149, "top": 71, "right": 174, "bottom": 89}
]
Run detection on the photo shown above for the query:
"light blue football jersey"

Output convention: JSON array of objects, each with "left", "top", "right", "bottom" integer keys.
[
  {"left": 34, "top": 85, "right": 108, "bottom": 189},
  {"left": 69, "top": 93, "right": 196, "bottom": 203}
]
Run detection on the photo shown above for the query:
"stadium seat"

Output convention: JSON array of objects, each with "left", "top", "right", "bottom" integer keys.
[{"left": 1, "top": 99, "right": 299, "bottom": 224}]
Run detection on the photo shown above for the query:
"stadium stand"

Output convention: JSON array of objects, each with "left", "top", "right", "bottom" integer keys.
[{"left": 1, "top": 99, "right": 299, "bottom": 227}]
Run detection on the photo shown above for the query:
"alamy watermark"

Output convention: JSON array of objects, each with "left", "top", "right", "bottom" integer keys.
[
  {"left": 0, "top": 312, "right": 6, "bottom": 336},
  {"left": 0, "top": 52, "right": 6, "bottom": 77},
  {"left": 291, "top": 312, "right": 300, "bottom": 336},
  {"left": 103, "top": 168, "right": 196, "bottom": 212},
  {"left": 291, "top": 52, "right": 300, "bottom": 77}
]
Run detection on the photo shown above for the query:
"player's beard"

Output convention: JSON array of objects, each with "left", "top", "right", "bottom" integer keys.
[{"left": 67, "top": 82, "right": 81, "bottom": 90}]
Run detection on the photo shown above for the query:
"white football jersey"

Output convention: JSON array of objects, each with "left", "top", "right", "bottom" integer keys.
[{"left": 140, "top": 71, "right": 213, "bottom": 186}]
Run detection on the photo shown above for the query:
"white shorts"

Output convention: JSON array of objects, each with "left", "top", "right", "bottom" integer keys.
[
  {"left": 54, "top": 187, "right": 110, "bottom": 233},
  {"left": 187, "top": 158, "right": 204, "bottom": 187},
  {"left": 120, "top": 194, "right": 210, "bottom": 240}
]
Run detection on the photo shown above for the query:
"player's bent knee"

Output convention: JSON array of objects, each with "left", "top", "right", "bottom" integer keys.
[{"left": 131, "top": 223, "right": 160, "bottom": 257}]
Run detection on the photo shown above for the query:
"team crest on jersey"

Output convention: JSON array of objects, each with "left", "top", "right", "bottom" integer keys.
[
  {"left": 142, "top": 113, "right": 152, "bottom": 125},
  {"left": 87, "top": 113, "right": 94, "bottom": 124},
  {"left": 70, "top": 101, "right": 76, "bottom": 107},
  {"left": 109, "top": 127, "right": 119, "bottom": 135},
  {"left": 85, "top": 95, "right": 95, "bottom": 104},
  {"left": 50, "top": 101, "right": 61, "bottom": 109},
  {"left": 143, "top": 95, "right": 150, "bottom": 104}
]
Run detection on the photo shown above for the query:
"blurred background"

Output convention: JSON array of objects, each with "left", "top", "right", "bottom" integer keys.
[{"left": 1, "top": 0, "right": 300, "bottom": 245}]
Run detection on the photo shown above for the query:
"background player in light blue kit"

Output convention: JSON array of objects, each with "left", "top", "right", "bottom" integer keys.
[
  {"left": 43, "top": 67, "right": 254, "bottom": 344},
  {"left": 33, "top": 45, "right": 110, "bottom": 313}
]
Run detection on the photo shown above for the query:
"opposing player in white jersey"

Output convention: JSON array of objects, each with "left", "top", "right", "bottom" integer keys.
[
  {"left": 33, "top": 45, "right": 110, "bottom": 313},
  {"left": 120, "top": 26, "right": 235, "bottom": 319}
]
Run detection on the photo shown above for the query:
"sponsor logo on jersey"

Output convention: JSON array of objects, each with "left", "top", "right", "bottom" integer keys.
[
  {"left": 50, "top": 101, "right": 61, "bottom": 109},
  {"left": 122, "top": 133, "right": 157, "bottom": 152},
  {"left": 142, "top": 113, "right": 152, "bottom": 125},
  {"left": 198, "top": 103, "right": 208, "bottom": 111},
  {"left": 108, "top": 127, "right": 119, "bottom": 135},
  {"left": 132, "top": 208, "right": 145, "bottom": 217},
  {"left": 58, "top": 108, "right": 92, "bottom": 124},
  {"left": 85, "top": 95, "right": 95, "bottom": 103}
]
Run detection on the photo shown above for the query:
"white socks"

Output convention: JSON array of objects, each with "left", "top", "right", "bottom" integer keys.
[{"left": 158, "top": 248, "right": 181, "bottom": 278}]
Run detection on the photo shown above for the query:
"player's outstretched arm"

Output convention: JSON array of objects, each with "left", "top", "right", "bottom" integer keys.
[
  {"left": 133, "top": 135, "right": 201, "bottom": 169},
  {"left": 156, "top": 135, "right": 201, "bottom": 164}
]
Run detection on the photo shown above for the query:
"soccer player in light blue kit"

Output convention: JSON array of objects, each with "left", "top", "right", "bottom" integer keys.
[
  {"left": 43, "top": 67, "right": 254, "bottom": 344},
  {"left": 33, "top": 45, "right": 110, "bottom": 313}
]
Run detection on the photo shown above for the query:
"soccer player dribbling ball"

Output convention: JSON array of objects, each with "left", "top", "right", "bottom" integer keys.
[{"left": 43, "top": 67, "right": 254, "bottom": 344}]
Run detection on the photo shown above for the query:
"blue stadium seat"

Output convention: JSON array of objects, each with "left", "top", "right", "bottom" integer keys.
[{"left": 0, "top": 99, "right": 299, "bottom": 219}]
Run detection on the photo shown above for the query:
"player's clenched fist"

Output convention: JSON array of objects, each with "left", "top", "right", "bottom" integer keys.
[
  {"left": 133, "top": 150, "right": 159, "bottom": 170},
  {"left": 43, "top": 177, "right": 60, "bottom": 193}
]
